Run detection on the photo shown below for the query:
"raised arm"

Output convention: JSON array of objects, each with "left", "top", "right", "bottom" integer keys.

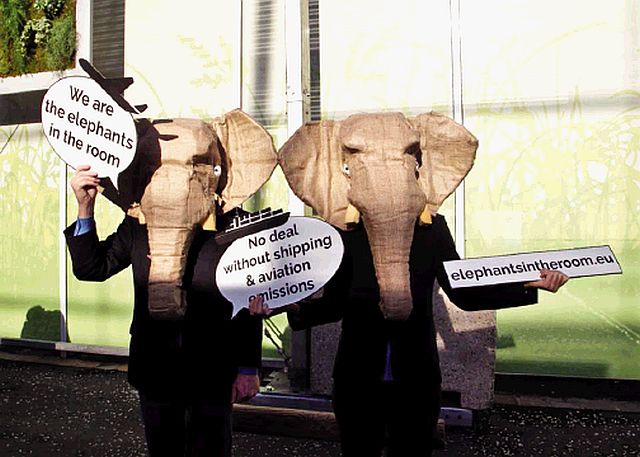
[{"left": 64, "top": 165, "right": 133, "bottom": 282}]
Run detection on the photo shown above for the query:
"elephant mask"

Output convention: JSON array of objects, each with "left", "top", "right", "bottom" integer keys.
[
  {"left": 101, "top": 109, "right": 277, "bottom": 320},
  {"left": 278, "top": 112, "right": 477, "bottom": 320}
]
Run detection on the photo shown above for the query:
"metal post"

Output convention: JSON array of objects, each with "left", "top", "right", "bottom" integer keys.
[
  {"left": 284, "top": 0, "right": 309, "bottom": 216},
  {"left": 450, "top": 0, "right": 465, "bottom": 257},
  {"left": 284, "top": 0, "right": 311, "bottom": 389},
  {"left": 235, "top": 0, "right": 243, "bottom": 110},
  {"left": 58, "top": 0, "right": 93, "bottom": 344},
  {"left": 58, "top": 162, "right": 68, "bottom": 343}
]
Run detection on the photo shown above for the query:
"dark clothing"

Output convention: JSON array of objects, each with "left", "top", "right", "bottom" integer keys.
[
  {"left": 290, "top": 215, "right": 537, "bottom": 456},
  {"left": 139, "top": 391, "right": 232, "bottom": 457},
  {"left": 64, "top": 213, "right": 262, "bottom": 455},
  {"left": 333, "top": 380, "right": 441, "bottom": 457}
]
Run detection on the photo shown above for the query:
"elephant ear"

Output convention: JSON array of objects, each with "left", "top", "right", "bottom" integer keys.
[
  {"left": 211, "top": 109, "right": 277, "bottom": 213},
  {"left": 408, "top": 112, "right": 478, "bottom": 213},
  {"left": 278, "top": 121, "right": 350, "bottom": 230}
]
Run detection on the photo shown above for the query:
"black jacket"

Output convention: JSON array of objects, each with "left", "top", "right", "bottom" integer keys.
[
  {"left": 289, "top": 214, "right": 537, "bottom": 387},
  {"left": 64, "top": 213, "right": 263, "bottom": 400}
]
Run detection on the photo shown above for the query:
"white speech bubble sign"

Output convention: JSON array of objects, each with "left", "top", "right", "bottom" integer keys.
[
  {"left": 443, "top": 245, "right": 622, "bottom": 288},
  {"left": 41, "top": 76, "right": 137, "bottom": 189},
  {"left": 216, "top": 217, "right": 344, "bottom": 316}
]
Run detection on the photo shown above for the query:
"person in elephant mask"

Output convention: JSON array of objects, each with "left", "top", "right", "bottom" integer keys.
[
  {"left": 275, "top": 112, "right": 569, "bottom": 457},
  {"left": 64, "top": 111, "right": 276, "bottom": 457}
]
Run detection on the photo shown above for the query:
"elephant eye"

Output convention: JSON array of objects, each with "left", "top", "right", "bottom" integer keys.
[
  {"left": 406, "top": 142, "right": 422, "bottom": 170},
  {"left": 213, "top": 165, "right": 222, "bottom": 177},
  {"left": 342, "top": 163, "right": 350, "bottom": 176}
]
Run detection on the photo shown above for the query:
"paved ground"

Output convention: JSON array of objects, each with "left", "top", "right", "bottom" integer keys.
[{"left": 0, "top": 357, "right": 639, "bottom": 457}]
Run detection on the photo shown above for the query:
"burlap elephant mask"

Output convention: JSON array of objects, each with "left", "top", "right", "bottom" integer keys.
[
  {"left": 278, "top": 112, "right": 477, "bottom": 320},
  {"left": 101, "top": 109, "right": 277, "bottom": 320}
]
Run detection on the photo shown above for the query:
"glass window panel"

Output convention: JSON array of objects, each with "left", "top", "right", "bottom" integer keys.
[
  {"left": 66, "top": 189, "right": 133, "bottom": 347},
  {"left": 319, "top": 0, "right": 453, "bottom": 117},
  {"left": 0, "top": 125, "right": 61, "bottom": 341},
  {"left": 466, "top": 102, "right": 640, "bottom": 379},
  {"left": 124, "top": 0, "right": 240, "bottom": 118},
  {"left": 241, "top": 0, "right": 290, "bottom": 361},
  {"left": 463, "top": 0, "right": 640, "bottom": 378},
  {"left": 242, "top": 0, "right": 290, "bottom": 215},
  {"left": 461, "top": 0, "right": 639, "bottom": 104}
]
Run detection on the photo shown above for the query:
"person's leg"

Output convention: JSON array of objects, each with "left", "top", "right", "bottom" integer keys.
[
  {"left": 185, "top": 401, "right": 232, "bottom": 457},
  {"left": 139, "top": 391, "right": 187, "bottom": 457},
  {"left": 184, "top": 381, "right": 233, "bottom": 457},
  {"left": 384, "top": 382, "right": 441, "bottom": 457},
  {"left": 333, "top": 380, "right": 386, "bottom": 457}
]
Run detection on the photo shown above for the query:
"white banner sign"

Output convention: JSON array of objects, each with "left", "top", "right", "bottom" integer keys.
[
  {"left": 216, "top": 217, "right": 344, "bottom": 316},
  {"left": 443, "top": 245, "right": 622, "bottom": 289},
  {"left": 41, "top": 76, "right": 137, "bottom": 189}
]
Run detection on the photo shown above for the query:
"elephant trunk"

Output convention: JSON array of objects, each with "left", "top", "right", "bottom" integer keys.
[
  {"left": 141, "top": 163, "right": 213, "bottom": 320},
  {"left": 349, "top": 158, "right": 427, "bottom": 320},
  {"left": 146, "top": 227, "right": 194, "bottom": 319}
]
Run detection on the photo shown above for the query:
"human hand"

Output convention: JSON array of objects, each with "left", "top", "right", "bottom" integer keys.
[
  {"left": 525, "top": 269, "right": 569, "bottom": 293},
  {"left": 70, "top": 165, "right": 100, "bottom": 218},
  {"left": 231, "top": 373, "right": 260, "bottom": 403},
  {"left": 248, "top": 295, "right": 272, "bottom": 317},
  {"left": 266, "top": 303, "right": 300, "bottom": 318}
]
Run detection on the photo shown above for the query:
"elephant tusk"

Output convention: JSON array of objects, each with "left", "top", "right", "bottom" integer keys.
[
  {"left": 201, "top": 193, "right": 223, "bottom": 231},
  {"left": 344, "top": 204, "right": 361, "bottom": 226},
  {"left": 212, "top": 193, "right": 227, "bottom": 211},
  {"left": 127, "top": 203, "right": 146, "bottom": 225},
  {"left": 201, "top": 212, "right": 217, "bottom": 231},
  {"left": 419, "top": 206, "right": 432, "bottom": 225}
]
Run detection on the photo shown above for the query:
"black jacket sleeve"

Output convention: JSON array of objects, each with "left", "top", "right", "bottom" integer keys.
[
  {"left": 433, "top": 215, "right": 538, "bottom": 311},
  {"left": 64, "top": 216, "right": 134, "bottom": 282},
  {"left": 230, "top": 308, "right": 263, "bottom": 370}
]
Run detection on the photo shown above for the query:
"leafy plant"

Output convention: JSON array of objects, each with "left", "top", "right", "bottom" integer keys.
[
  {"left": 0, "top": 0, "right": 75, "bottom": 77},
  {"left": 0, "top": 28, "right": 10, "bottom": 75},
  {"left": 34, "top": 0, "right": 64, "bottom": 20},
  {"left": 20, "top": 17, "right": 52, "bottom": 56},
  {"left": 44, "top": 12, "right": 75, "bottom": 70},
  {"left": 0, "top": 0, "right": 29, "bottom": 41},
  {"left": 0, "top": 0, "right": 30, "bottom": 74}
]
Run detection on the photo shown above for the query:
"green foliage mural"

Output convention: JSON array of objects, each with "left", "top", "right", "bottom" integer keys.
[
  {"left": 65, "top": 177, "right": 134, "bottom": 348},
  {"left": 465, "top": 91, "right": 640, "bottom": 380},
  {"left": 0, "top": 0, "right": 76, "bottom": 77},
  {"left": 0, "top": 125, "right": 60, "bottom": 338},
  {"left": 0, "top": 124, "right": 133, "bottom": 347}
]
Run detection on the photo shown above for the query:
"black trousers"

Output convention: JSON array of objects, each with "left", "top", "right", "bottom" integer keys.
[
  {"left": 139, "top": 391, "right": 232, "bottom": 457},
  {"left": 332, "top": 379, "right": 441, "bottom": 457}
]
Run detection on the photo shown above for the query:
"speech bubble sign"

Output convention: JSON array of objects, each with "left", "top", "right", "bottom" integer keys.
[
  {"left": 216, "top": 217, "right": 344, "bottom": 316},
  {"left": 41, "top": 76, "right": 137, "bottom": 189},
  {"left": 443, "top": 245, "right": 622, "bottom": 288}
]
